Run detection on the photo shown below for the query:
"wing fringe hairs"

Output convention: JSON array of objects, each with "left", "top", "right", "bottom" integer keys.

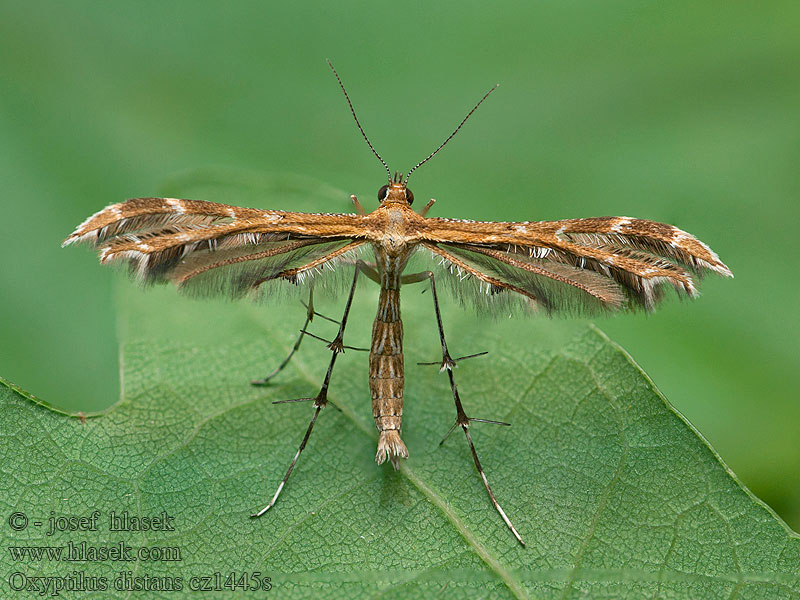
[
  {"left": 65, "top": 198, "right": 731, "bottom": 313},
  {"left": 63, "top": 197, "right": 368, "bottom": 299},
  {"left": 421, "top": 243, "right": 626, "bottom": 316},
  {"left": 418, "top": 215, "right": 731, "bottom": 314}
]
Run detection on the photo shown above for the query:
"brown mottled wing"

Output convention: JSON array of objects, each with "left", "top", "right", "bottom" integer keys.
[
  {"left": 417, "top": 216, "right": 732, "bottom": 313},
  {"left": 64, "top": 197, "right": 368, "bottom": 299}
]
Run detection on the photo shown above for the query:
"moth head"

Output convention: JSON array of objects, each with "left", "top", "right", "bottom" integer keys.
[{"left": 379, "top": 174, "right": 414, "bottom": 205}]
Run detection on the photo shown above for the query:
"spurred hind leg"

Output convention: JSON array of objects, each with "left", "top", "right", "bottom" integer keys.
[{"left": 402, "top": 270, "right": 525, "bottom": 547}]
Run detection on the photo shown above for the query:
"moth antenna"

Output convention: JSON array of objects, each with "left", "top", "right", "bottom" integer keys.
[
  {"left": 405, "top": 83, "right": 499, "bottom": 184},
  {"left": 327, "top": 59, "right": 392, "bottom": 182}
]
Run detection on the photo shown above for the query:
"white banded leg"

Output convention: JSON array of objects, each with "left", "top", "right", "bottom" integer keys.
[
  {"left": 252, "top": 283, "right": 341, "bottom": 386},
  {"left": 251, "top": 263, "right": 362, "bottom": 517},
  {"left": 403, "top": 270, "right": 525, "bottom": 546}
]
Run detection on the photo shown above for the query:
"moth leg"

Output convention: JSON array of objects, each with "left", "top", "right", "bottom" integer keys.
[
  {"left": 252, "top": 263, "right": 362, "bottom": 518},
  {"left": 251, "top": 284, "right": 314, "bottom": 386},
  {"left": 251, "top": 283, "right": 341, "bottom": 386},
  {"left": 295, "top": 328, "right": 369, "bottom": 352},
  {"left": 419, "top": 198, "right": 436, "bottom": 217},
  {"left": 350, "top": 194, "right": 366, "bottom": 216},
  {"left": 355, "top": 260, "right": 380, "bottom": 284},
  {"left": 401, "top": 271, "right": 491, "bottom": 374},
  {"left": 403, "top": 270, "right": 525, "bottom": 547}
]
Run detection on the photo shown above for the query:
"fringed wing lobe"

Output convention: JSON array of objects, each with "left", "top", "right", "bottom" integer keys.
[
  {"left": 63, "top": 198, "right": 261, "bottom": 247},
  {"left": 421, "top": 242, "right": 625, "bottom": 315},
  {"left": 64, "top": 197, "right": 369, "bottom": 299},
  {"left": 63, "top": 197, "right": 366, "bottom": 247},
  {"left": 176, "top": 239, "right": 367, "bottom": 300},
  {"left": 418, "top": 215, "right": 731, "bottom": 313}
]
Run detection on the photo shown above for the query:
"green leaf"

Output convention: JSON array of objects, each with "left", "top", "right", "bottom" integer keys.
[{"left": 2, "top": 172, "right": 798, "bottom": 599}]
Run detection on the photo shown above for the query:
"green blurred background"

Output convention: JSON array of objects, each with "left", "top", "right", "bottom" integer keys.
[{"left": 1, "top": 1, "right": 798, "bottom": 530}]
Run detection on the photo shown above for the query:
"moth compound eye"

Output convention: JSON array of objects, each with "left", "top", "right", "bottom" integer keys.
[
  {"left": 405, "top": 187, "right": 414, "bottom": 205},
  {"left": 378, "top": 185, "right": 389, "bottom": 201}
]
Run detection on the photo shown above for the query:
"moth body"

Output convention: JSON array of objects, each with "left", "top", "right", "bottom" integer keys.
[{"left": 368, "top": 182, "right": 418, "bottom": 467}]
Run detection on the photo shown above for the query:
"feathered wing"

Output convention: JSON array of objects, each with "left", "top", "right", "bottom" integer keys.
[
  {"left": 66, "top": 199, "right": 732, "bottom": 311},
  {"left": 417, "top": 216, "right": 732, "bottom": 314},
  {"left": 63, "top": 197, "right": 368, "bottom": 299}
]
